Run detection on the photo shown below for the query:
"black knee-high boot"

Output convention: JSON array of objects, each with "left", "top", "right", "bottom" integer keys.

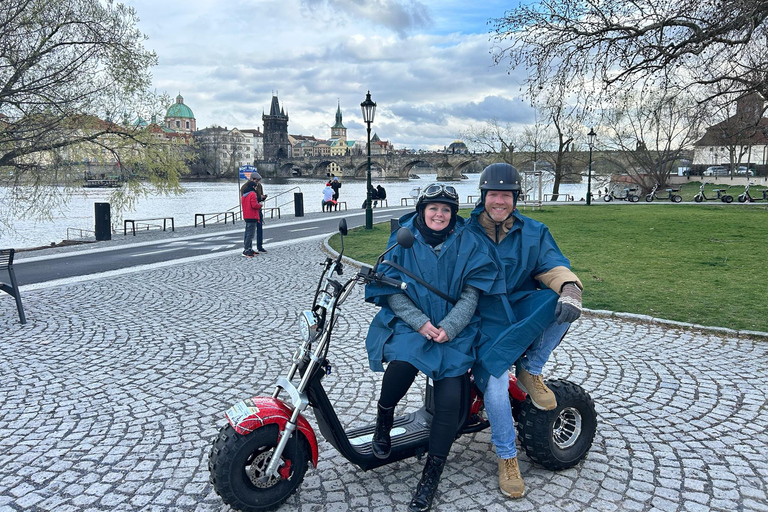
[
  {"left": 371, "top": 403, "right": 394, "bottom": 459},
  {"left": 408, "top": 454, "right": 446, "bottom": 511}
]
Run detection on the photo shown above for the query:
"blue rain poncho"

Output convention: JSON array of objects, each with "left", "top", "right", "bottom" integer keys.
[
  {"left": 467, "top": 204, "right": 571, "bottom": 390},
  {"left": 365, "top": 211, "right": 505, "bottom": 380}
]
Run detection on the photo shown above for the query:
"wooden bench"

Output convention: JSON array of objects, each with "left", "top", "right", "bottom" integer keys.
[
  {"left": 1, "top": 249, "right": 26, "bottom": 324},
  {"left": 195, "top": 212, "right": 236, "bottom": 228},
  {"left": 124, "top": 217, "right": 175, "bottom": 236}
]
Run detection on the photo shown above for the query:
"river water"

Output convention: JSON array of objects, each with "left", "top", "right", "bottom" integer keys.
[{"left": 1, "top": 174, "right": 589, "bottom": 250}]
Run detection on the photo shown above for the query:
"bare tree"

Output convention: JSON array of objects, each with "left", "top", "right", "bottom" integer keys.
[
  {"left": 602, "top": 89, "right": 706, "bottom": 190},
  {"left": 491, "top": 0, "right": 768, "bottom": 107},
  {"left": 0, "top": 0, "right": 188, "bottom": 232},
  {"left": 460, "top": 118, "right": 522, "bottom": 165}
]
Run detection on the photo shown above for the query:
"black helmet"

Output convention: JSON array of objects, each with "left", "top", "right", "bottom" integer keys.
[
  {"left": 478, "top": 163, "right": 522, "bottom": 191},
  {"left": 416, "top": 182, "right": 460, "bottom": 213}
]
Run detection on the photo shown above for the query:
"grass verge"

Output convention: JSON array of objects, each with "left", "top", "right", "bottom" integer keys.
[{"left": 329, "top": 204, "right": 768, "bottom": 333}]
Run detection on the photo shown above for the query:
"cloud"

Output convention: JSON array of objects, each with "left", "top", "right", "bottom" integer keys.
[{"left": 300, "top": 0, "right": 432, "bottom": 37}]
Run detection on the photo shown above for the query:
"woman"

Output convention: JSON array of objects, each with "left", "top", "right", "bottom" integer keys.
[{"left": 365, "top": 183, "right": 503, "bottom": 512}]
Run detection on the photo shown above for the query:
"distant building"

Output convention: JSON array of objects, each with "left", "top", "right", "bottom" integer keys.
[
  {"left": 240, "top": 128, "right": 264, "bottom": 161},
  {"left": 262, "top": 94, "right": 290, "bottom": 160},
  {"left": 693, "top": 94, "right": 768, "bottom": 169},
  {"left": 446, "top": 140, "right": 468, "bottom": 154},
  {"left": 164, "top": 94, "right": 196, "bottom": 133},
  {"left": 194, "top": 126, "right": 253, "bottom": 176}
]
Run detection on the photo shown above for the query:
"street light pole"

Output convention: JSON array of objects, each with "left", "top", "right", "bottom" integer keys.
[
  {"left": 360, "top": 91, "right": 377, "bottom": 229},
  {"left": 587, "top": 127, "right": 596, "bottom": 206}
]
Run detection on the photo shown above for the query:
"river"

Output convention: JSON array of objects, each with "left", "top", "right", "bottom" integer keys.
[{"left": 0, "top": 174, "right": 590, "bottom": 250}]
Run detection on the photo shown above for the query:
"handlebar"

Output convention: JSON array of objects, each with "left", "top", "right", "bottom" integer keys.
[{"left": 357, "top": 266, "right": 407, "bottom": 290}]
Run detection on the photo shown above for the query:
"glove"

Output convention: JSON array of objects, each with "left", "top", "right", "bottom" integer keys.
[{"left": 554, "top": 282, "right": 582, "bottom": 324}]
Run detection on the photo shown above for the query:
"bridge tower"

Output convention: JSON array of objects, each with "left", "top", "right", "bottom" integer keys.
[{"left": 262, "top": 94, "right": 290, "bottom": 161}]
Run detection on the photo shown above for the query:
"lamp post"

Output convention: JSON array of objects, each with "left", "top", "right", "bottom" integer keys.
[
  {"left": 361, "top": 91, "right": 377, "bottom": 229},
  {"left": 586, "top": 128, "right": 596, "bottom": 206}
]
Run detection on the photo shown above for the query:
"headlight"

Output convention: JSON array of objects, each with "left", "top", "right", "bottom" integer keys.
[{"left": 298, "top": 311, "right": 317, "bottom": 342}]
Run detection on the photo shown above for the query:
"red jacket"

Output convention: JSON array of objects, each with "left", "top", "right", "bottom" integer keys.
[{"left": 242, "top": 190, "right": 262, "bottom": 221}]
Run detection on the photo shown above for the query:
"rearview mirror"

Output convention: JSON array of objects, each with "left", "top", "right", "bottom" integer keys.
[
  {"left": 338, "top": 219, "right": 348, "bottom": 236},
  {"left": 396, "top": 227, "right": 414, "bottom": 249}
]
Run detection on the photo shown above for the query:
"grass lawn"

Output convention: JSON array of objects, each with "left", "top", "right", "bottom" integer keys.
[{"left": 330, "top": 204, "right": 768, "bottom": 333}]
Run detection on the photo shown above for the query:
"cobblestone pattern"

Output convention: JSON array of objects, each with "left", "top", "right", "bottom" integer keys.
[{"left": 1, "top": 240, "right": 767, "bottom": 511}]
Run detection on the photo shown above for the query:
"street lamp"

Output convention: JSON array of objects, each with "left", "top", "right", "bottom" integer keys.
[
  {"left": 586, "top": 127, "right": 596, "bottom": 206},
  {"left": 361, "top": 91, "right": 377, "bottom": 229}
]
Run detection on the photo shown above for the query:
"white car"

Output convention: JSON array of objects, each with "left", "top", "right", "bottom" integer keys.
[
  {"left": 734, "top": 166, "right": 754, "bottom": 176},
  {"left": 704, "top": 166, "right": 729, "bottom": 176}
]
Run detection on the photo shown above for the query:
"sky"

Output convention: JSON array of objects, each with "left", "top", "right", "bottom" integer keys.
[{"left": 124, "top": 0, "right": 535, "bottom": 150}]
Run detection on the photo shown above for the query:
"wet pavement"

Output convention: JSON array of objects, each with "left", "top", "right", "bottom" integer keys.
[{"left": 1, "top": 218, "right": 767, "bottom": 511}]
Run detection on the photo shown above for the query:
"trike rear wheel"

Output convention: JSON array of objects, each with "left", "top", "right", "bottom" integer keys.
[{"left": 515, "top": 379, "right": 596, "bottom": 471}]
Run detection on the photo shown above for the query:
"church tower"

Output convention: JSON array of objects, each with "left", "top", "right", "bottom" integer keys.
[
  {"left": 262, "top": 94, "right": 290, "bottom": 160},
  {"left": 331, "top": 101, "right": 347, "bottom": 140}
]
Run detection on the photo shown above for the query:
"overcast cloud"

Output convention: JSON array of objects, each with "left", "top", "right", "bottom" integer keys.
[{"left": 125, "top": 0, "right": 533, "bottom": 150}]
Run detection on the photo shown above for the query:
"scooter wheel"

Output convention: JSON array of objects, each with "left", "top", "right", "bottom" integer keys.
[
  {"left": 694, "top": 195, "right": 703, "bottom": 203},
  {"left": 209, "top": 423, "right": 310, "bottom": 512},
  {"left": 630, "top": 195, "right": 640, "bottom": 203},
  {"left": 645, "top": 195, "right": 653, "bottom": 202},
  {"left": 516, "top": 379, "right": 597, "bottom": 471},
  {"left": 738, "top": 195, "right": 747, "bottom": 203},
  {"left": 673, "top": 195, "right": 683, "bottom": 203},
  {"left": 723, "top": 195, "right": 734, "bottom": 203},
  {"left": 603, "top": 195, "right": 612, "bottom": 202}
]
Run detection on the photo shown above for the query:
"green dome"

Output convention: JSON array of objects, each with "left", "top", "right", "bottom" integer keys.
[{"left": 166, "top": 95, "right": 195, "bottom": 119}]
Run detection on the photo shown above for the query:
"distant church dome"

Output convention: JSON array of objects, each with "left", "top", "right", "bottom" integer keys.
[{"left": 166, "top": 94, "right": 195, "bottom": 119}]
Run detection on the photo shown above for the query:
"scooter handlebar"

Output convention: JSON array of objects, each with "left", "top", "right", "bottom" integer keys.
[
  {"left": 377, "top": 274, "right": 407, "bottom": 290},
  {"left": 358, "top": 266, "right": 407, "bottom": 290}
]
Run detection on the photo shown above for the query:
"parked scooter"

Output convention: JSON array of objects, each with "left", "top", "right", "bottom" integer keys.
[
  {"left": 645, "top": 182, "right": 682, "bottom": 203},
  {"left": 603, "top": 185, "right": 640, "bottom": 202},
  {"left": 209, "top": 220, "right": 597, "bottom": 512},
  {"left": 693, "top": 183, "right": 733, "bottom": 203},
  {"left": 738, "top": 182, "right": 768, "bottom": 203}
]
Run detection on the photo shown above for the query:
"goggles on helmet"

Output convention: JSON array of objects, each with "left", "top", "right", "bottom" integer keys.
[{"left": 421, "top": 183, "right": 458, "bottom": 201}]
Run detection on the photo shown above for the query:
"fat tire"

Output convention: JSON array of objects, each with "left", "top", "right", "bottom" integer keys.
[
  {"left": 603, "top": 195, "right": 612, "bottom": 202},
  {"left": 515, "top": 379, "right": 596, "bottom": 471},
  {"left": 629, "top": 194, "right": 640, "bottom": 203},
  {"left": 672, "top": 195, "right": 683, "bottom": 203},
  {"left": 723, "top": 195, "right": 734, "bottom": 203},
  {"left": 738, "top": 195, "right": 747, "bottom": 203},
  {"left": 645, "top": 195, "right": 653, "bottom": 202},
  {"left": 694, "top": 195, "right": 703, "bottom": 203},
  {"left": 209, "top": 423, "right": 310, "bottom": 512}
]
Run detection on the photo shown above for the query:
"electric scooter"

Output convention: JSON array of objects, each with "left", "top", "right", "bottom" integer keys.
[
  {"left": 209, "top": 220, "right": 597, "bottom": 512},
  {"left": 645, "top": 182, "right": 682, "bottom": 203},
  {"left": 603, "top": 185, "right": 640, "bottom": 202},
  {"left": 693, "top": 183, "right": 733, "bottom": 203},
  {"left": 738, "top": 182, "right": 768, "bottom": 202}
]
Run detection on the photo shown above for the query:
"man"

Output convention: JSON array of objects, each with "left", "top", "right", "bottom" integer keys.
[
  {"left": 468, "top": 163, "right": 583, "bottom": 499},
  {"left": 330, "top": 175, "right": 342, "bottom": 207},
  {"left": 250, "top": 172, "right": 267, "bottom": 252},
  {"left": 241, "top": 180, "right": 262, "bottom": 257}
]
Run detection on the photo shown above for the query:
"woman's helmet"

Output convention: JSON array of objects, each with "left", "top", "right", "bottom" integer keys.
[{"left": 416, "top": 182, "right": 460, "bottom": 213}]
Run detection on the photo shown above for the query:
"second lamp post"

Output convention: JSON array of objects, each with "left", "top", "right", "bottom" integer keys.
[
  {"left": 361, "top": 91, "right": 377, "bottom": 229},
  {"left": 586, "top": 127, "right": 596, "bottom": 206}
]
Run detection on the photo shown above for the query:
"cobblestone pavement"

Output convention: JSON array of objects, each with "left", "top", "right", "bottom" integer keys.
[{"left": 1, "top": 236, "right": 767, "bottom": 512}]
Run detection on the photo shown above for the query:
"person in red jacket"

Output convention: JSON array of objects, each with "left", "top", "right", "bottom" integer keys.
[{"left": 241, "top": 181, "right": 262, "bottom": 257}]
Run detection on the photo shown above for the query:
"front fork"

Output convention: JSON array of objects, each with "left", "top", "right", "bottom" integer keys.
[{"left": 262, "top": 377, "right": 310, "bottom": 481}]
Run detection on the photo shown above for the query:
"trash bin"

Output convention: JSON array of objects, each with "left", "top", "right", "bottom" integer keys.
[
  {"left": 294, "top": 192, "right": 304, "bottom": 217},
  {"left": 94, "top": 202, "right": 111, "bottom": 241}
]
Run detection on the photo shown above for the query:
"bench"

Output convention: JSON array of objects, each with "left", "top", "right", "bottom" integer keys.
[
  {"left": 466, "top": 195, "right": 480, "bottom": 204},
  {"left": 195, "top": 212, "right": 236, "bottom": 228},
  {"left": 124, "top": 217, "right": 175, "bottom": 236},
  {"left": 401, "top": 197, "right": 416, "bottom": 206},
  {"left": 262, "top": 207, "right": 281, "bottom": 219},
  {"left": 1, "top": 249, "right": 26, "bottom": 324},
  {"left": 336, "top": 202, "right": 347, "bottom": 211}
]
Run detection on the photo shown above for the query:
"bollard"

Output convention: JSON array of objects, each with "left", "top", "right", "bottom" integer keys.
[
  {"left": 94, "top": 202, "right": 111, "bottom": 241},
  {"left": 294, "top": 192, "right": 304, "bottom": 217}
]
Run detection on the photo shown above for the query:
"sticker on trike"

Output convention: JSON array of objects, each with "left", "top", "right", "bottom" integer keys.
[{"left": 225, "top": 400, "right": 260, "bottom": 426}]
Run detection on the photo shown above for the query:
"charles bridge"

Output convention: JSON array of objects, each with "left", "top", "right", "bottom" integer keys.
[{"left": 255, "top": 149, "right": 679, "bottom": 181}]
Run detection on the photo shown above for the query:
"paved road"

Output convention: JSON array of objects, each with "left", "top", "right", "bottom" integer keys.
[{"left": 1, "top": 225, "right": 767, "bottom": 511}]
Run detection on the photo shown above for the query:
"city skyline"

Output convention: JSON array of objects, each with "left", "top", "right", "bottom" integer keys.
[{"left": 124, "top": 0, "right": 536, "bottom": 150}]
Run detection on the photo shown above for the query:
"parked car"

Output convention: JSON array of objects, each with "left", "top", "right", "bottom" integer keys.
[
  {"left": 704, "top": 165, "right": 730, "bottom": 176},
  {"left": 734, "top": 166, "right": 754, "bottom": 176}
]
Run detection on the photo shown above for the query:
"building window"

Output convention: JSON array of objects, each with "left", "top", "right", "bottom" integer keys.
[
  {"left": 186, "top": 121, "right": 190, "bottom": 129},
  {"left": 175, "top": 120, "right": 180, "bottom": 128}
]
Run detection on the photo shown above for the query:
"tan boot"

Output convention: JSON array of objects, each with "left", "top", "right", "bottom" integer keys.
[
  {"left": 516, "top": 368, "right": 557, "bottom": 410},
  {"left": 498, "top": 457, "right": 525, "bottom": 498}
]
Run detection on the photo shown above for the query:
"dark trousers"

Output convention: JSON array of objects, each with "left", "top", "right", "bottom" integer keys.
[
  {"left": 378, "top": 360, "right": 462, "bottom": 459},
  {"left": 243, "top": 220, "right": 257, "bottom": 252},
  {"left": 256, "top": 218, "right": 264, "bottom": 250}
]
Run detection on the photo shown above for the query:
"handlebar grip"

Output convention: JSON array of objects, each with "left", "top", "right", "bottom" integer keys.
[{"left": 377, "top": 274, "right": 407, "bottom": 290}]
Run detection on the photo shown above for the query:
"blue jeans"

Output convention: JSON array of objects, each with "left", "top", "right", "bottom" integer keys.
[
  {"left": 243, "top": 220, "right": 257, "bottom": 252},
  {"left": 484, "top": 320, "right": 570, "bottom": 459}
]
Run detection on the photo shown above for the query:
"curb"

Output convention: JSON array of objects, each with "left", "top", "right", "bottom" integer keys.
[{"left": 322, "top": 234, "right": 768, "bottom": 340}]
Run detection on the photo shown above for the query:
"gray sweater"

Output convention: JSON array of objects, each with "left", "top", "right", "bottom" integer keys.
[{"left": 387, "top": 285, "right": 479, "bottom": 341}]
